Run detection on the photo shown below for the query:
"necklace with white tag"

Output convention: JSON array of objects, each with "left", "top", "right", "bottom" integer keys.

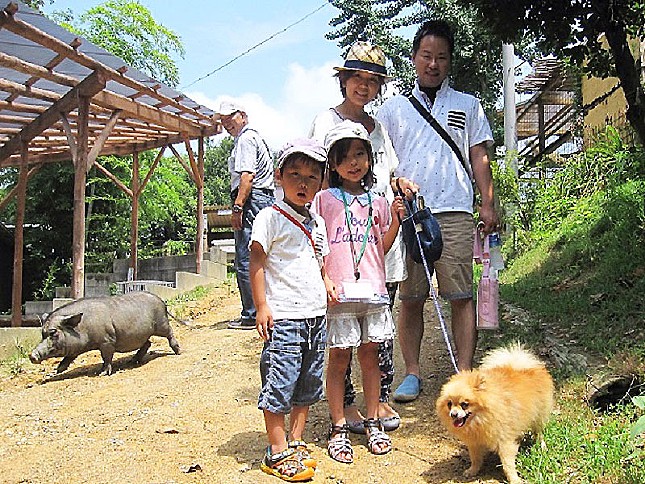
[{"left": 340, "top": 189, "right": 372, "bottom": 280}]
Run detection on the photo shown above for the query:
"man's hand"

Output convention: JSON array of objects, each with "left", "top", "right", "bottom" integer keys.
[{"left": 231, "top": 210, "right": 243, "bottom": 231}]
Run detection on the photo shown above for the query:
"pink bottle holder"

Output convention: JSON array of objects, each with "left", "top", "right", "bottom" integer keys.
[
  {"left": 476, "top": 233, "right": 499, "bottom": 330},
  {"left": 473, "top": 225, "right": 484, "bottom": 264}
]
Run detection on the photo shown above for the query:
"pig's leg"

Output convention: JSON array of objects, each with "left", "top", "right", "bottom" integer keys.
[
  {"left": 132, "top": 340, "right": 151, "bottom": 365},
  {"left": 56, "top": 355, "right": 77, "bottom": 373},
  {"left": 98, "top": 346, "right": 115, "bottom": 376},
  {"left": 155, "top": 317, "right": 181, "bottom": 355},
  {"left": 168, "top": 333, "right": 180, "bottom": 355}
]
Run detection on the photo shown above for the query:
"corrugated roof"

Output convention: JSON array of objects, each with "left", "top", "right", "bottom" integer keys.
[{"left": 0, "top": 0, "right": 220, "bottom": 167}]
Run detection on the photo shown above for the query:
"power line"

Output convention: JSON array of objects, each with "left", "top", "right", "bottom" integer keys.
[{"left": 181, "top": 2, "right": 329, "bottom": 90}]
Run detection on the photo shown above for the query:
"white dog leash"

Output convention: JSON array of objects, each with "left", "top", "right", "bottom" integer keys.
[{"left": 413, "top": 228, "right": 460, "bottom": 374}]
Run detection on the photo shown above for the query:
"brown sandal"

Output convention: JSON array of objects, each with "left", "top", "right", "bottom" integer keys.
[
  {"left": 364, "top": 418, "right": 392, "bottom": 455},
  {"left": 260, "top": 447, "right": 314, "bottom": 481},
  {"left": 327, "top": 423, "right": 353, "bottom": 464}
]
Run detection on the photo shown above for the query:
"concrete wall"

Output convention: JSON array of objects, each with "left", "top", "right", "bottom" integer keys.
[
  {"left": 112, "top": 254, "right": 198, "bottom": 282},
  {"left": 19, "top": 246, "right": 234, "bottom": 316}
]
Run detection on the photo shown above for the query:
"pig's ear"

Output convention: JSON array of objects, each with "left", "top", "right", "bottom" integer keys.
[{"left": 62, "top": 313, "right": 83, "bottom": 328}]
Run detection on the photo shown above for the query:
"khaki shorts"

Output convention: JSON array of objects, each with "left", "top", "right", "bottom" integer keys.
[{"left": 399, "top": 212, "right": 474, "bottom": 301}]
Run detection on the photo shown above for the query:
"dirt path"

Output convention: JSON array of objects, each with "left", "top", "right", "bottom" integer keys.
[{"left": 0, "top": 285, "right": 506, "bottom": 484}]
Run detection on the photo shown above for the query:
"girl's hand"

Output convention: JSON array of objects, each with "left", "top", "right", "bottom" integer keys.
[
  {"left": 391, "top": 195, "right": 406, "bottom": 222},
  {"left": 392, "top": 176, "right": 419, "bottom": 198},
  {"left": 255, "top": 303, "right": 274, "bottom": 341}
]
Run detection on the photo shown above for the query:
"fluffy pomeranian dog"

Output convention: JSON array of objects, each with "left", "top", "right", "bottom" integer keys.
[{"left": 435, "top": 344, "right": 554, "bottom": 484}]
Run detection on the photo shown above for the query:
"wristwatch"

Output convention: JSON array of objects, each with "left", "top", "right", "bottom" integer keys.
[{"left": 232, "top": 204, "right": 243, "bottom": 214}]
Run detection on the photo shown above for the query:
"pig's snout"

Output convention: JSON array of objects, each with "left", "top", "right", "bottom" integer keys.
[{"left": 29, "top": 343, "right": 49, "bottom": 364}]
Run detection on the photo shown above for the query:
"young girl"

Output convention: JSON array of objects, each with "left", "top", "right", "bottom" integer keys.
[{"left": 312, "top": 120, "right": 405, "bottom": 464}]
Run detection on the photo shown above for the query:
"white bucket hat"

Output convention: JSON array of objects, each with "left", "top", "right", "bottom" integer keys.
[
  {"left": 324, "top": 120, "right": 371, "bottom": 152},
  {"left": 213, "top": 100, "right": 245, "bottom": 120}
]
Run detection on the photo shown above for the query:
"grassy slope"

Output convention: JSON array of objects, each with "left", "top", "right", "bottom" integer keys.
[
  {"left": 490, "top": 179, "right": 645, "bottom": 482},
  {"left": 498, "top": 180, "right": 645, "bottom": 358}
]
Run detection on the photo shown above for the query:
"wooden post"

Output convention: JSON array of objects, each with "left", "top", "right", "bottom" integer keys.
[
  {"left": 130, "top": 151, "right": 139, "bottom": 280},
  {"left": 196, "top": 137, "right": 205, "bottom": 273},
  {"left": 10, "top": 142, "right": 28, "bottom": 327},
  {"left": 71, "top": 95, "right": 90, "bottom": 299}
]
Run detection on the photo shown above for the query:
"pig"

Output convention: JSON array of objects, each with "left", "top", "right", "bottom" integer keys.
[{"left": 30, "top": 291, "right": 181, "bottom": 375}]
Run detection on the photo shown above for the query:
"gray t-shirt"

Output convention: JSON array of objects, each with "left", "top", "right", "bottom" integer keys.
[{"left": 228, "top": 125, "right": 274, "bottom": 191}]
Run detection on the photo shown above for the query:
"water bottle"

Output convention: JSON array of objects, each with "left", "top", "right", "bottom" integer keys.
[{"left": 488, "top": 232, "right": 505, "bottom": 272}]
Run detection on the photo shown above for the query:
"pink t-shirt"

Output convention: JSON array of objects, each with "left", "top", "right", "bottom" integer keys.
[{"left": 312, "top": 188, "right": 391, "bottom": 303}]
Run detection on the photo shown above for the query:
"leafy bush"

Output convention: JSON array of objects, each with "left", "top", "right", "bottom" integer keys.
[
  {"left": 497, "top": 126, "right": 645, "bottom": 256},
  {"left": 493, "top": 128, "right": 645, "bottom": 484}
]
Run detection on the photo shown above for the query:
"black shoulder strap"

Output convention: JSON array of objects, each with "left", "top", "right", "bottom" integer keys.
[{"left": 407, "top": 95, "right": 472, "bottom": 181}]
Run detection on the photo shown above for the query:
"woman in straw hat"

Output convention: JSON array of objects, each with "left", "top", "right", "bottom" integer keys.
[{"left": 309, "top": 41, "right": 418, "bottom": 437}]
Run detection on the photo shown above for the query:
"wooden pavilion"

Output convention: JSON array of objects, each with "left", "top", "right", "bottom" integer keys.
[
  {"left": 0, "top": 1, "right": 221, "bottom": 325},
  {"left": 515, "top": 58, "right": 580, "bottom": 169}
]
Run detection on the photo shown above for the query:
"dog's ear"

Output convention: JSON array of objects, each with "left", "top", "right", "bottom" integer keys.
[{"left": 474, "top": 372, "right": 486, "bottom": 391}]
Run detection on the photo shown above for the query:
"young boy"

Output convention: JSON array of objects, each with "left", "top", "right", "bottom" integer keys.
[{"left": 250, "top": 138, "right": 332, "bottom": 481}]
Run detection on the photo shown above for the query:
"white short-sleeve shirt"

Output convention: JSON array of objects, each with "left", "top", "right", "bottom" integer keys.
[
  {"left": 377, "top": 79, "right": 493, "bottom": 214},
  {"left": 251, "top": 200, "right": 329, "bottom": 320},
  {"left": 228, "top": 124, "right": 274, "bottom": 192}
]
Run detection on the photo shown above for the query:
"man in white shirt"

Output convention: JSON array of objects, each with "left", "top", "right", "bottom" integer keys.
[{"left": 377, "top": 20, "right": 498, "bottom": 401}]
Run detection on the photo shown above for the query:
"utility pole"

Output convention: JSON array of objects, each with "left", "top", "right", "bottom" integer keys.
[{"left": 502, "top": 43, "right": 518, "bottom": 175}]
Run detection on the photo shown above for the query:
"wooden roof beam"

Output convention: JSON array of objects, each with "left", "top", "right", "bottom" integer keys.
[
  {"left": 90, "top": 90, "right": 204, "bottom": 137},
  {"left": 0, "top": 77, "right": 60, "bottom": 103},
  {"left": 0, "top": 130, "right": 212, "bottom": 167},
  {"left": 0, "top": 51, "right": 80, "bottom": 88},
  {"left": 0, "top": 100, "right": 47, "bottom": 114},
  {"left": 87, "top": 109, "right": 121, "bottom": 170},
  {"left": 0, "top": 69, "right": 106, "bottom": 163},
  {"left": 2, "top": 6, "right": 214, "bottom": 124}
]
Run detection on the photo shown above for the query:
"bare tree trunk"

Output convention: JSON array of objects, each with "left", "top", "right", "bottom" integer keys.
[{"left": 594, "top": 0, "right": 645, "bottom": 144}]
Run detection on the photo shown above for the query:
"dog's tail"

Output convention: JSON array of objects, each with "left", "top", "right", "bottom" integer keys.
[{"left": 480, "top": 342, "right": 545, "bottom": 370}]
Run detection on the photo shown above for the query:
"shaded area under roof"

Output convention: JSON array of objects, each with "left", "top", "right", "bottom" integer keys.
[
  {"left": 0, "top": 1, "right": 221, "bottom": 324},
  {"left": 514, "top": 58, "right": 581, "bottom": 167}
]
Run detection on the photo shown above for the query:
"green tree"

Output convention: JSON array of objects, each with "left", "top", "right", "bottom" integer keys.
[
  {"left": 52, "top": 0, "right": 185, "bottom": 87},
  {"left": 85, "top": 152, "right": 198, "bottom": 271},
  {"left": 204, "top": 137, "right": 234, "bottom": 206},
  {"left": 453, "top": 0, "right": 645, "bottom": 145},
  {"left": 23, "top": 0, "right": 50, "bottom": 10}
]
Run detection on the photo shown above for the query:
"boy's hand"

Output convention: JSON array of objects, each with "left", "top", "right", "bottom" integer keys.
[
  {"left": 324, "top": 277, "right": 339, "bottom": 307},
  {"left": 255, "top": 303, "right": 274, "bottom": 341}
]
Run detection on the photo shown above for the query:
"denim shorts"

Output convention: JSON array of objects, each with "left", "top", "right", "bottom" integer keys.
[{"left": 258, "top": 316, "right": 326, "bottom": 414}]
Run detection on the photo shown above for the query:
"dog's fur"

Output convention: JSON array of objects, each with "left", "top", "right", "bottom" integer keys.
[{"left": 436, "top": 344, "right": 554, "bottom": 484}]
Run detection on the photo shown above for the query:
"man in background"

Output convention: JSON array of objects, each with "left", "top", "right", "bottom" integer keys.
[{"left": 215, "top": 101, "right": 275, "bottom": 329}]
